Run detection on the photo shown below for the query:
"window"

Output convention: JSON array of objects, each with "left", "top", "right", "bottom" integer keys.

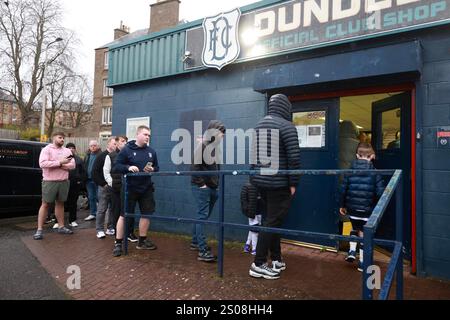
[
  {"left": 102, "top": 107, "right": 112, "bottom": 125},
  {"left": 104, "top": 51, "right": 109, "bottom": 69},
  {"left": 103, "top": 80, "right": 114, "bottom": 97},
  {"left": 381, "top": 108, "right": 401, "bottom": 150},
  {"left": 292, "top": 111, "right": 326, "bottom": 148}
]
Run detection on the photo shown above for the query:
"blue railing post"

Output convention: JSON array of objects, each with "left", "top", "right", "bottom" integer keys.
[
  {"left": 395, "top": 172, "right": 404, "bottom": 300},
  {"left": 124, "top": 175, "right": 129, "bottom": 255},
  {"left": 362, "top": 226, "right": 374, "bottom": 300},
  {"left": 218, "top": 173, "right": 225, "bottom": 277}
]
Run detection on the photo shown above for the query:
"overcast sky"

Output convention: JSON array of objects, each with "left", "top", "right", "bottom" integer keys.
[{"left": 61, "top": 0, "right": 258, "bottom": 81}]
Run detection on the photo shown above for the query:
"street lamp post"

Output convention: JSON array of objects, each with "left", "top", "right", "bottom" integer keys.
[{"left": 40, "top": 37, "right": 63, "bottom": 142}]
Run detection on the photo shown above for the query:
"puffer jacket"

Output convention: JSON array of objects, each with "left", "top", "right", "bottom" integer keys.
[
  {"left": 250, "top": 94, "right": 301, "bottom": 189},
  {"left": 340, "top": 159, "right": 385, "bottom": 218},
  {"left": 191, "top": 120, "right": 226, "bottom": 189}
]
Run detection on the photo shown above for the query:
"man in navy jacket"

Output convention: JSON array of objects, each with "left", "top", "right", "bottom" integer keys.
[{"left": 112, "top": 125, "right": 159, "bottom": 256}]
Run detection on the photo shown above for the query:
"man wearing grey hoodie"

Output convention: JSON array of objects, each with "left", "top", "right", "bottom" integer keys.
[{"left": 190, "top": 120, "right": 226, "bottom": 262}]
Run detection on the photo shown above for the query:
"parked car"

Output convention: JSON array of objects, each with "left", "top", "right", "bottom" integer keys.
[{"left": 0, "top": 139, "right": 47, "bottom": 218}]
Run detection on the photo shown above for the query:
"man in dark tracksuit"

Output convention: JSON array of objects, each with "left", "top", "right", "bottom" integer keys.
[
  {"left": 65, "top": 143, "right": 86, "bottom": 227},
  {"left": 104, "top": 136, "right": 137, "bottom": 245},
  {"left": 191, "top": 120, "right": 226, "bottom": 262},
  {"left": 113, "top": 125, "right": 159, "bottom": 256},
  {"left": 249, "top": 94, "right": 301, "bottom": 280}
]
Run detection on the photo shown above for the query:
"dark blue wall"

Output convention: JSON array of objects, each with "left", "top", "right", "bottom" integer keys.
[
  {"left": 418, "top": 27, "right": 450, "bottom": 280},
  {"left": 112, "top": 26, "right": 450, "bottom": 280},
  {"left": 112, "top": 66, "right": 266, "bottom": 242}
]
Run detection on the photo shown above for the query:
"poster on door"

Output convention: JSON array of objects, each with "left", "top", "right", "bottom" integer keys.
[{"left": 296, "top": 124, "right": 325, "bottom": 148}]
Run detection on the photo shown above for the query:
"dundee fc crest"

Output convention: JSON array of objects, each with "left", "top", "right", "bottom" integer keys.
[{"left": 202, "top": 8, "right": 241, "bottom": 70}]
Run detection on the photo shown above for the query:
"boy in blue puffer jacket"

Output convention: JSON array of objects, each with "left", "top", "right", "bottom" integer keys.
[{"left": 339, "top": 142, "right": 384, "bottom": 271}]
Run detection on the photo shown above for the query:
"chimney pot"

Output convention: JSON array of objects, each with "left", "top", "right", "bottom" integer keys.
[{"left": 149, "top": 0, "right": 180, "bottom": 33}]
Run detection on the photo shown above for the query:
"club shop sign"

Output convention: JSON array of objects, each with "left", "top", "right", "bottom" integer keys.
[{"left": 185, "top": 0, "right": 450, "bottom": 70}]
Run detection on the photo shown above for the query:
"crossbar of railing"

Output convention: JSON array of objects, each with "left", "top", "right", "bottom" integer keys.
[
  {"left": 124, "top": 212, "right": 397, "bottom": 247},
  {"left": 126, "top": 169, "right": 396, "bottom": 177}
]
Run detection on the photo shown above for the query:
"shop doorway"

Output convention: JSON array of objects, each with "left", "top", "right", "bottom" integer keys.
[{"left": 286, "top": 89, "right": 413, "bottom": 260}]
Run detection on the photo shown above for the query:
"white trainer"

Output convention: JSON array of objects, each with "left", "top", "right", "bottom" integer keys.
[
  {"left": 96, "top": 231, "right": 106, "bottom": 239},
  {"left": 84, "top": 215, "right": 96, "bottom": 221},
  {"left": 272, "top": 260, "right": 286, "bottom": 272},
  {"left": 69, "top": 221, "right": 79, "bottom": 227},
  {"left": 52, "top": 223, "right": 59, "bottom": 229},
  {"left": 249, "top": 263, "right": 280, "bottom": 280},
  {"left": 105, "top": 228, "right": 115, "bottom": 236}
]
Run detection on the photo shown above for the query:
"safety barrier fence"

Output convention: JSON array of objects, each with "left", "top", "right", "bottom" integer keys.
[{"left": 123, "top": 169, "right": 403, "bottom": 300}]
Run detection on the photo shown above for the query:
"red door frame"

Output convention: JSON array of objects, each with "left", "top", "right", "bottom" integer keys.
[{"left": 289, "top": 83, "right": 417, "bottom": 274}]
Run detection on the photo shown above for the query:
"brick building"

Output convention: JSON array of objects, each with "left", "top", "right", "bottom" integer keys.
[{"left": 89, "top": 0, "right": 181, "bottom": 140}]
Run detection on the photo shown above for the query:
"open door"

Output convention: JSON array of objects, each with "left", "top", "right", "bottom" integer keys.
[
  {"left": 283, "top": 98, "right": 340, "bottom": 248},
  {"left": 371, "top": 92, "right": 411, "bottom": 259}
]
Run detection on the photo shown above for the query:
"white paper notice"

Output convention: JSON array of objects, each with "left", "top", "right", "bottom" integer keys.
[
  {"left": 306, "top": 125, "right": 322, "bottom": 148},
  {"left": 296, "top": 126, "right": 307, "bottom": 148}
]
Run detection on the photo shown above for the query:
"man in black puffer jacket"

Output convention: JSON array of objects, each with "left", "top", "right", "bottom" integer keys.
[
  {"left": 339, "top": 142, "right": 384, "bottom": 271},
  {"left": 249, "top": 94, "right": 301, "bottom": 280}
]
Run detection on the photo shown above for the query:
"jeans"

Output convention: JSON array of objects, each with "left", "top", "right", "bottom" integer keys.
[
  {"left": 254, "top": 188, "right": 292, "bottom": 266},
  {"left": 191, "top": 185, "right": 218, "bottom": 253},
  {"left": 86, "top": 179, "right": 98, "bottom": 215}
]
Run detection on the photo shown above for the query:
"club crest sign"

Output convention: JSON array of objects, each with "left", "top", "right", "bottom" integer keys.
[{"left": 202, "top": 8, "right": 241, "bottom": 70}]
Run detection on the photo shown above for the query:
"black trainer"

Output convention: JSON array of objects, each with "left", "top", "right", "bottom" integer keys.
[
  {"left": 113, "top": 243, "right": 123, "bottom": 257},
  {"left": 127, "top": 233, "right": 138, "bottom": 243},
  {"left": 136, "top": 239, "right": 157, "bottom": 250},
  {"left": 197, "top": 250, "right": 217, "bottom": 262}
]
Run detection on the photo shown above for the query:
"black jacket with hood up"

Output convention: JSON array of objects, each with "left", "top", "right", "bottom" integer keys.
[{"left": 250, "top": 94, "right": 301, "bottom": 189}]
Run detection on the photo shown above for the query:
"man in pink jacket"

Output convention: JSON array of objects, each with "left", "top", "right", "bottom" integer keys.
[{"left": 34, "top": 132, "right": 76, "bottom": 240}]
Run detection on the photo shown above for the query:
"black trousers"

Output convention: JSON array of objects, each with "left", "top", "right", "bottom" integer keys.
[
  {"left": 111, "top": 189, "right": 135, "bottom": 236},
  {"left": 67, "top": 182, "right": 81, "bottom": 223},
  {"left": 254, "top": 188, "right": 292, "bottom": 266}
]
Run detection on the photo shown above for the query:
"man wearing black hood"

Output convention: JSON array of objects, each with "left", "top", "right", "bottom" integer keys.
[
  {"left": 191, "top": 120, "right": 226, "bottom": 262},
  {"left": 249, "top": 94, "right": 301, "bottom": 280}
]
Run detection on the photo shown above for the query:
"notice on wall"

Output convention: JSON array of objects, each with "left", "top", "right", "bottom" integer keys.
[
  {"left": 296, "top": 125, "right": 325, "bottom": 148},
  {"left": 126, "top": 117, "right": 150, "bottom": 140}
]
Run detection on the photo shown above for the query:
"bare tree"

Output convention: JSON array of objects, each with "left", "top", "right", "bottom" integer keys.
[
  {"left": 45, "top": 60, "right": 73, "bottom": 137},
  {"left": 67, "top": 75, "right": 93, "bottom": 129},
  {"left": 45, "top": 61, "right": 92, "bottom": 136},
  {"left": 0, "top": 0, "right": 74, "bottom": 128}
]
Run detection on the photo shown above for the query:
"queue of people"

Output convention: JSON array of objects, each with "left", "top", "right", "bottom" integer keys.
[{"left": 33, "top": 94, "right": 383, "bottom": 279}]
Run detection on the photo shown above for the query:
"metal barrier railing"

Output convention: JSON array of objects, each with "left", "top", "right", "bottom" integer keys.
[{"left": 122, "top": 169, "right": 403, "bottom": 300}]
